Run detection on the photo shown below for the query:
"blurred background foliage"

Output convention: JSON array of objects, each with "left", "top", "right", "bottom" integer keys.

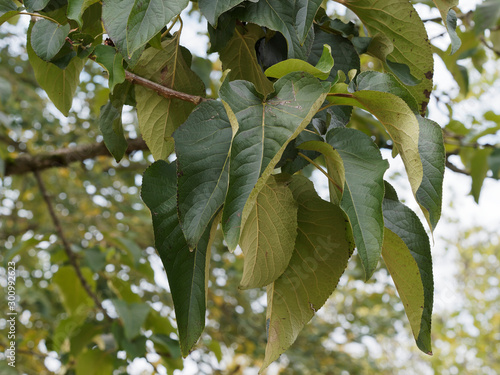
[{"left": 1, "top": 0, "right": 500, "bottom": 374}]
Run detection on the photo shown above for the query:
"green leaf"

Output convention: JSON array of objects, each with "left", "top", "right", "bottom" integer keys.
[
  {"left": 327, "top": 90, "right": 423, "bottom": 199},
  {"left": 24, "top": 0, "right": 51, "bottom": 12},
  {"left": 0, "top": 0, "right": 19, "bottom": 26},
  {"left": 112, "top": 300, "right": 150, "bottom": 340},
  {"left": 126, "top": 0, "right": 189, "bottom": 56},
  {"left": 174, "top": 100, "right": 233, "bottom": 248},
  {"left": 198, "top": 0, "right": 245, "bottom": 27},
  {"left": 133, "top": 34, "right": 205, "bottom": 160},
  {"left": 265, "top": 44, "right": 334, "bottom": 80},
  {"left": 141, "top": 160, "right": 212, "bottom": 356},
  {"left": 150, "top": 334, "right": 182, "bottom": 359},
  {"left": 338, "top": 0, "right": 433, "bottom": 114},
  {"left": 102, "top": 0, "right": 142, "bottom": 67},
  {"left": 489, "top": 148, "right": 500, "bottom": 179},
  {"left": 99, "top": 101, "right": 128, "bottom": 162},
  {"left": 474, "top": 0, "right": 500, "bottom": 34},
  {"left": 416, "top": 116, "right": 444, "bottom": 231},
  {"left": 308, "top": 27, "right": 360, "bottom": 82},
  {"left": 219, "top": 72, "right": 330, "bottom": 249},
  {"left": 445, "top": 9, "right": 462, "bottom": 54},
  {"left": 382, "top": 229, "right": 427, "bottom": 350},
  {"left": 27, "top": 22, "right": 85, "bottom": 116},
  {"left": 219, "top": 24, "right": 274, "bottom": 96},
  {"left": 261, "top": 174, "right": 353, "bottom": 371},
  {"left": 236, "top": 0, "right": 322, "bottom": 59},
  {"left": 350, "top": 71, "right": 418, "bottom": 113},
  {"left": 31, "top": 19, "right": 70, "bottom": 61},
  {"left": 52, "top": 266, "right": 96, "bottom": 314},
  {"left": 67, "top": 0, "right": 100, "bottom": 27},
  {"left": 239, "top": 175, "right": 298, "bottom": 289},
  {"left": 297, "top": 140, "right": 345, "bottom": 205},
  {"left": 469, "top": 148, "right": 493, "bottom": 203},
  {"left": 382, "top": 182, "right": 433, "bottom": 354},
  {"left": 93, "top": 44, "right": 126, "bottom": 93},
  {"left": 76, "top": 349, "right": 114, "bottom": 375},
  {"left": 326, "top": 128, "right": 389, "bottom": 280}
]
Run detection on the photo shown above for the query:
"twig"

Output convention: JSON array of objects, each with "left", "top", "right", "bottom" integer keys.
[
  {"left": 5, "top": 137, "right": 148, "bottom": 176},
  {"left": 298, "top": 152, "right": 343, "bottom": 193},
  {"left": 33, "top": 170, "right": 112, "bottom": 321},
  {"left": 445, "top": 159, "right": 469, "bottom": 176},
  {"left": 125, "top": 71, "right": 207, "bottom": 105}
]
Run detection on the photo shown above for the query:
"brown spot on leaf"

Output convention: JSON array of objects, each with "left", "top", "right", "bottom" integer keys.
[{"left": 425, "top": 71, "right": 433, "bottom": 80}]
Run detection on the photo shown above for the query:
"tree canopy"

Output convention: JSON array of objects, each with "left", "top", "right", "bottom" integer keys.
[{"left": 0, "top": 0, "right": 499, "bottom": 374}]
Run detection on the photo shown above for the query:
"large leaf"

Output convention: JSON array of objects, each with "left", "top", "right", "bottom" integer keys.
[
  {"left": 474, "top": 0, "right": 500, "bottom": 34},
  {"left": 469, "top": 148, "right": 493, "bottom": 203},
  {"left": 198, "top": 0, "right": 245, "bottom": 27},
  {"left": 326, "top": 128, "right": 389, "bottom": 280},
  {"left": 261, "top": 174, "right": 353, "bottom": 371},
  {"left": 126, "top": 0, "right": 189, "bottom": 55},
  {"left": 24, "top": 0, "right": 51, "bottom": 12},
  {"left": 239, "top": 175, "right": 298, "bottom": 289},
  {"left": 141, "top": 160, "right": 212, "bottom": 356},
  {"left": 416, "top": 116, "right": 444, "bottom": 231},
  {"left": 174, "top": 100, "right": 233, "bottom": 248},
  {"left": 31, "top": 19, "right": 70, "bottom": 61},
  {"left": 236, "top": 0, "right": 322, "bottom": 59},
  {"left": 338, "top": 0, "right": 433, "bottom": 114},
  {"left": 76, "top": 349, "right": 114, "bottom": 375},
  {"left": 382, "top": 182, "right": 433, "bottom": 354},
  {"left": 133, "top": 34, "right": 205, "bottom": 160},
  {"left": 219, "top": 72, "right": 330, "bottom": 249},
  {"left": 52, "top": 266, "right": 96, "bottom": 314},
  {"left": 219, "top": 23, "right": 274, "bottom": 96},
  {"left": 27, "top": 22, "right": 85, "bottom": 116},
  {"left": 327, "top": 89, "right": 423, "bottom": 199},
  {"left": 0, "top": 0, "right": 19, "bottom": 26}
]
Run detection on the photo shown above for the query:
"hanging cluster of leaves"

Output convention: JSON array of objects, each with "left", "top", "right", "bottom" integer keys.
[{"left": 0, "top": 0, "right": 457, "bottom": 370}]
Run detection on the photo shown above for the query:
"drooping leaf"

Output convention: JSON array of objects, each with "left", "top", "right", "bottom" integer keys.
[
  {"left": 236, "top": 0, "right": 322, "bottom": 59},
  {"left": 326, "top": 128, "right": 389, "bottom": 280},
  {"left": 327, "top": 89, "right": 423, "bottom": 199},
  {"left": 112, "top": 300, "right": 150, "bottom": 340},
  {"left": 52, "top": 266, "right": 96, "bottom": 314},
  {"left": 445, "top": 9, "right": 462, "bottom": 54},
  {"left": 219, "top": 23, "right": 274, "bottom": 96},
  {"left": 415, "top": 116, "right": 445, "bottom": 231},
  {"left": 382, "top": 229, "right": 428, "bottom": 350},
  {"left": 67, "top": 0, "right": 99, "bottom": 26},
  {"left": 31, "top": 19, "right": 71, "bottom": 61},
  {"left": 126, "top": 0, "right": 189, "bottom": 56},
  {"left": 198, "top": 0, "right": 245, "bottom": 27},
  {"left": 265, "top": 44, "right": 334, "bottom": 80},
  {"left": 469, "top": 148, "right": 493, "bottom": 203},
  {"left": 382, "top": 182, "right": 433, "bottom": 354},
  {"left": 308, "top": 27, "right": 360, "bottom": 82},
  {"left": 133, "top": 34, "right": 205, "bottom": 160},
  {"left": 93, "top": 44, "right": 126, "bottom": 93},
  {"left": 239, "top": 175, "right": 298, "bottom": 289},
  {"left": 174, "top": 100, "right": 233, "bottom": 248},
  {"left": 99, "top": 101, "right": 128, "bottom": 162},
  {"left": 24, "top": 0, "right": 51, "bottom": 12},
  {"left": 27, "top": 23, "right": 85, "bottom": 115},
  {"left": 338, "top": 0, "right": 433, "bottom": 114},
  {"left": 141, "top": 160, "right": 212, "bottom": 356},
  {"left": 219, "top": 72, "right": 330, "bottom": 249},
  {"left": 261, "top": 174, "right": 353, "bottom": 371}
]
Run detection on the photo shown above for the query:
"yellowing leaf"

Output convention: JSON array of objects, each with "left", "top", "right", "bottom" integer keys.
[
  {"left": 261, "top": 175, "right": 353, "bottom": 371},
  {"left": 239, "top": 175, "right": 298, "bottom": 289}
]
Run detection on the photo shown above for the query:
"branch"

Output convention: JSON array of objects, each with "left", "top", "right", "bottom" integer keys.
[
  {"left": 124, "top": 71, "right": 208, "bottom": 105},
  {"left": 445, "top": 159, "right": 470, "bottom": 176},
  {"left": 34, "top": 170, "right": 112, "bottom": 321},
  {"left": 5, "top": 137, "right": 147, "bottom": 176}
]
